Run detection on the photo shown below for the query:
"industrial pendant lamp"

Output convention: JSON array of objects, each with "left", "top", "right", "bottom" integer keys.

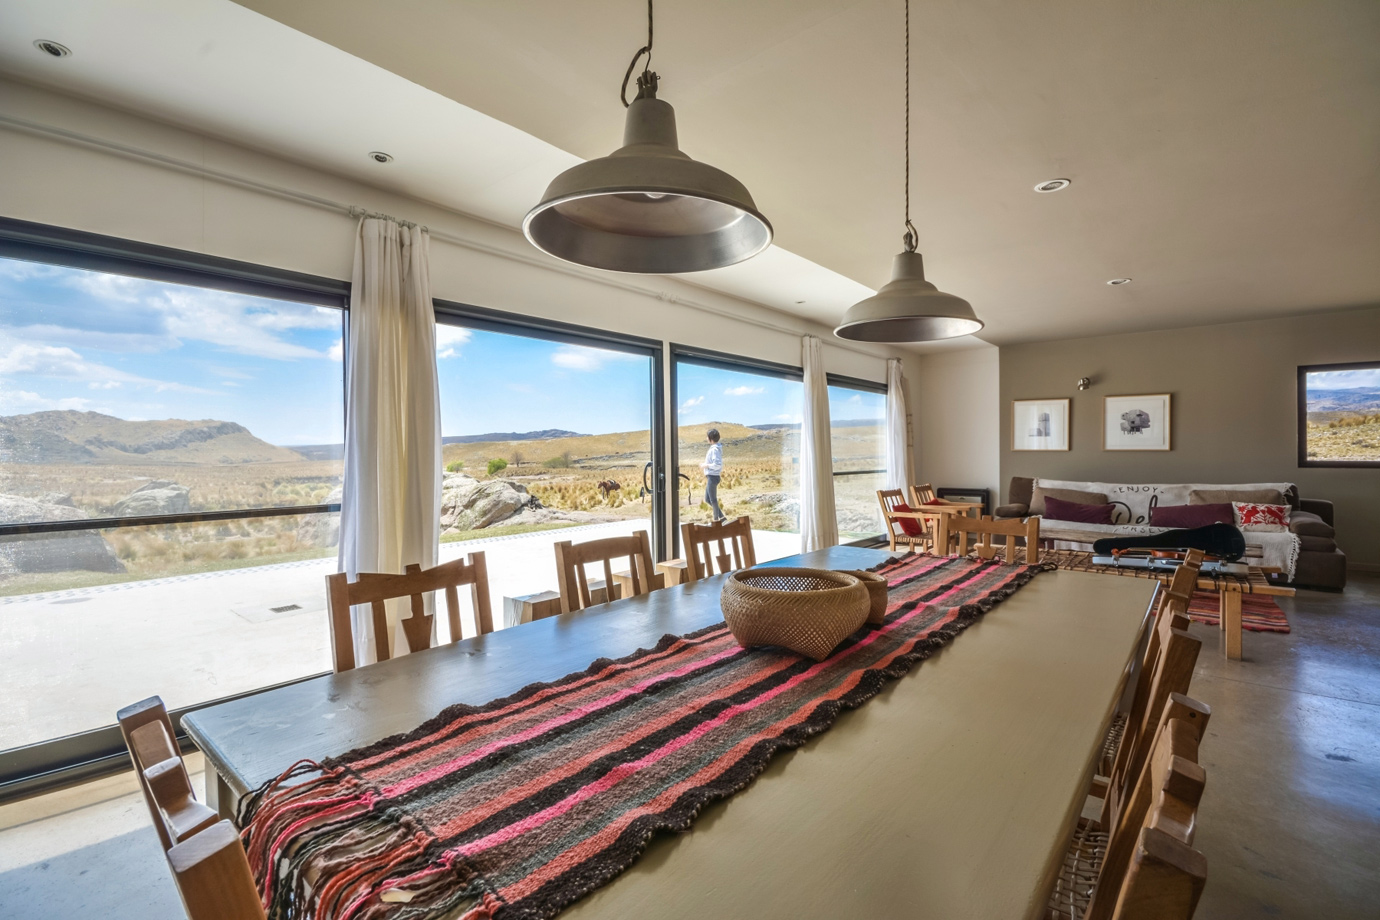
[
  {"left": 834, "top": 0, "right": 982, "bottom": 343},
  {"left": 524, "top": 0, "right": 772, "bottom": 274}
]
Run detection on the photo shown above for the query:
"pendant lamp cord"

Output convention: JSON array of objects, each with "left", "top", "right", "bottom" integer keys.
[
  {"left": 903, "top": 0, "right": 917, "bottom": 252},
  {"left": 621, "top": 0, "right": 656, "bottom": 106}
]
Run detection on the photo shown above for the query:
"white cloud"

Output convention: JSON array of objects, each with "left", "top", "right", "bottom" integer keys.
[
  {"left": 157, "top": 290, "right": 332, "bottom": 361},
  {"left": 327, "top": 338, "right": 344, "bottom": 361},
  {"left": 0, "top": 343, "right": 211, "bottom": 393},
  {"left": 848, "top": 394, "right": 862, "bottom": 404},
  {"left": 436, "top": 325, "right": 472, "bottom": 359},
  {"left": 681, "top": 395, "right": 705, "bottom": 411},
  {"left": 0, "top": 389, "right": 98, "bottom": 413},
  {"left": 551, "top": 344, "right": 641, "bottom": 372},
  {"left": 774, "top": 413, "right": 802, "bottom": 423},
  {"left": 724, "top": 385, "right": 764, "bottom": 396}
]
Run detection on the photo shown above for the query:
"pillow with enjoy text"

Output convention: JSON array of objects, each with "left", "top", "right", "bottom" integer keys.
[{"left": 1233, "top": 502, "right": 1290, "bottom": 532}]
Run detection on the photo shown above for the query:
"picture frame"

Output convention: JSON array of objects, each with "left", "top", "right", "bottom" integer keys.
[
  {"left": 1104, "top": 393, "right": 1171, "bottom": 451},
  {"left": 1297, "top": 361, "right": 1380, "bottom": 468},
  {"left": 1011, "top": 398, "right": 1070, "bottom": 451}
]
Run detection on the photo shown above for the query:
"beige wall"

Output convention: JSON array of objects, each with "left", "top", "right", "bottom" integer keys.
[
  {"left": 998, "top": 308, "right": 1380, "bottom": 569},
  {"left": 909, "top": 345, "right": 1001, "bottom": 507},
  {"left": 0, "top": 78, "right": 915, "bottom": 552}
]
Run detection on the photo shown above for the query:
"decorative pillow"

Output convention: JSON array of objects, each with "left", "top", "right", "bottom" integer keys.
[
  {"left": 1150, "top": 503, "right": 1234, "bottom": 529},
  {"left": 1044, "top": 495, "right": 1115, "bottom": 525},
  {"left": 1233, "top": 502, "right": 1290, "bottom": 532},
  {"left": 1190, "top": 488, "right": 1284, "bottom": 507},
  {"left": 1030, "top": 486, "right": 1109, "bottom": 517},
  {"left": 890, "top": 502, "right": 925, "bottom": 537}
]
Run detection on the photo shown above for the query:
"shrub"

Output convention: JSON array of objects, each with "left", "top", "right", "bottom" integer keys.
[
  {"left": 487, "top": 458, "right": 508, "bottom": 477},
  {"left": 445, "top": 460, "right": 464, "bottom": 473},
  {"left": 542, "top": 453, "right": 571, "bottom": 469}
]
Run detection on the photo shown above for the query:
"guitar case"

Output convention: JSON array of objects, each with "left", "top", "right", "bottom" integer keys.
[{"left": 1091, "top": 522, "right": 1247, "bottom": 561}]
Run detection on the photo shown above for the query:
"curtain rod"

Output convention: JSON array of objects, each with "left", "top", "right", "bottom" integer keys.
[{"left": 0, "top": 112, "right": 893, "bottom": 363}]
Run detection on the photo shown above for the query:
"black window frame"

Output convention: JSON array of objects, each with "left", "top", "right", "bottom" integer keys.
[
  {"left": 0, "top": 218, "right": 350, "bottom": 802},
  {"left": 1298, "top": 361, "right": 1380, "bottom": 468},
  {"left": 433, "top": 300, "right": 669, "bottom": 561}
]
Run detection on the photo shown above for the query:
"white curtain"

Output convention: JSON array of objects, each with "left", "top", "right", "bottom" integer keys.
[
  {"left": 885, "top": 358, "right": 913, "bottom": 492},
  {"left": 800, "top": 335, "right": 839, "bottom": 553},
  {"left": 338, "top": 217, "right": 442, "bottom": 665}
]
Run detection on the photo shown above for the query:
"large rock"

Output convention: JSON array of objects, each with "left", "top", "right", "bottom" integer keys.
[
  {"left": 113, "top": 481, "right": 191, "bottom": 517},
  {"left": 297, "top": 485, "right": 342, "bottom": 548},
  {"left": 440, "top": 473, "right": 540, "bottom": 532},
  {"left": 0, "top": 493, "right": 125, "bottom": 574}
]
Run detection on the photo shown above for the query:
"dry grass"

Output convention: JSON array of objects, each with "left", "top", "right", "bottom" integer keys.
[{"left": 1306, "top": 418, "right": 1380, "bottom": 462}]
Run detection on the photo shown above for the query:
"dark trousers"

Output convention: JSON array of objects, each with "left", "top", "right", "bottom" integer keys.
[{"left": 705, "top": 474, "right": 723, "bottom": 521}]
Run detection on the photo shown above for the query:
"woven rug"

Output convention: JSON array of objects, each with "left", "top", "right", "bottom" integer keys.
[
  {"left": 1185, "top": 590, "right": 1291, "bottom": 633},
  {"left": 241, "top": 554, "right": 1047, "bottom": 920}
]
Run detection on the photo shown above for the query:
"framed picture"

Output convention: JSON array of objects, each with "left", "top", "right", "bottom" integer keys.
[
  {"left": 1104, "top": 394, "right": 1171, "bottom": 450},
  {"left": 1298, "top": 361, "right": 1380, "bottom": 467},
  {"left": 1012, "top": 398, "right": 1070, "bottom": 451}
]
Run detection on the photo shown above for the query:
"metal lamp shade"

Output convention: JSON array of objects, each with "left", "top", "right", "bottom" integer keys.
[
  {"left": 524, "top": 95, "right": 772, "bottom": 274},
  {"left": 834, "top": 251, "right": 983, "bottom": 342}
]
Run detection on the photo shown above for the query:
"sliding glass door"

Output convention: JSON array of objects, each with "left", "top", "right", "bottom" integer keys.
[
  {"left": 827, "top": 381, "right": 888, "bottom": 540},
  {"left": 433, "top": 304, "right": 663, "bottom": 621},
  {"left": 0, "top": 228, "right": 346, "bottom": 778}
]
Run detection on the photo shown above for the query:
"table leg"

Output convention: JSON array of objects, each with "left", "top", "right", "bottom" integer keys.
[
  {"left": 1221, "top": 588, "right": 1243, "bottom": 660},
  {"left": 203, "top": 767, "right": 236, "bottom": 823}
]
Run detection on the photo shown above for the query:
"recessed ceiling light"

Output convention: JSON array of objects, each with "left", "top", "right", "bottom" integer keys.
[
  {"left": 1107, "top": 278, "right": 1133, "bottom": 285},
  {"left": 795, "top": 300, "right": 806, "bottom": 304},
  {"left": 33, "top": 40, "right": 71, "bottom": 58},
  {"left": 368, "top": 151, "right": 393, "bottom": 164},
  {"left": 1033, "top": 178, "right": 1071, "bottom": 193}
]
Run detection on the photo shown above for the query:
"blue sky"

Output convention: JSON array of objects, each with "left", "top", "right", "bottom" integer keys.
[
  {"left": 0, "top": 256, "right": 344, "bottom": 446},
  {"left": 676, "top": 364, "right": 886, "bottom": 429},
  {"left": 1307, "top": 367, "right": 1380, "bottom": 390}
]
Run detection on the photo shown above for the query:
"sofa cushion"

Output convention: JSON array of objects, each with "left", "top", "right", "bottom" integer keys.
[
  {"left": 1289, "top": 510, "right": 1335, "bottom": 538},
  {"left": 1044, "top": 495, "right": 1115, "bottom": 525},
  {"left": 1298, "top": 534, "right": 1338, "bottom": 554},
  {"left": 1190, "top": 488, "right": 1284, "bottom": 507},
  {"left": 995, "top": 503, "right": 1029, "bottom": 519},
  {"left": 1031, "top": 486, "right": 1108, "bottom": 517},
  {"left": 1151, "top": 503, "right": 1234, "bottom": 529}
]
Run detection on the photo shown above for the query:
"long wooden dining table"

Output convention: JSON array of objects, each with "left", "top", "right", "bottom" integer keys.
[{"left": 183, "top": 545, "right": 1157, "bottom": 920}]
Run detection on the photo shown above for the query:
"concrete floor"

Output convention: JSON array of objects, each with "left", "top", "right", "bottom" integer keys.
[{"left": 0, "top": 573, "right": 1375, "bottom": 919}]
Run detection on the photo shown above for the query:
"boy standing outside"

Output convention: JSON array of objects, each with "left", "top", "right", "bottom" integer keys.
[{"left": 700, "top": 428, "right": 724, "bottom": 522}]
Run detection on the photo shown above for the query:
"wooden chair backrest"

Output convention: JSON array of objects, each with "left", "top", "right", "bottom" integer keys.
[
  {"left": 117, "top": 696, "right": 218, "bottom": 853},
  {"left": 1090, "top": 714, "right": 1209, "bottom": 920},
  {"left": 555, "top": 530, "right": 657, "bottom": 612},
  {"left": 909, "top": 482, "right": 938, "bottom": 505},
  {"left": 876, "top": 489, "right": 936, "bottom": 551},
  {"left": 681, "top": 516, "right": 757, "bottom": 583},
  {"left": 325, "top": 553, "right": 493, "bottom": 672},
  {"left": 166, "top": 819, "right": 267, "bottom": 920},
  {"left": 947, "top": 514, "right": 1042, "bottom": 564}
]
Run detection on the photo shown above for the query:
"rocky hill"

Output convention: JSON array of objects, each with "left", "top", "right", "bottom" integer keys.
[
  {"left": 1307, "top": 386, "right": 1380, "bottom": 413},
  {"left": 0, "top": 411, "right": 305, "bottom": 464}
]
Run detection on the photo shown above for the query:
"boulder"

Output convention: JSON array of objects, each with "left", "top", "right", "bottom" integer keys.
[
  {"left": 0, "top": 493, "right": 125, "bottom": 574},
  {"left": 440, "top": 473, "right": 541, "bottom": 532},
  {"left": 297, "top": 485, "right": 342, "bottom": 548},
  {"left": 113, "top": 480, "right": 191, "bottom": 517}
]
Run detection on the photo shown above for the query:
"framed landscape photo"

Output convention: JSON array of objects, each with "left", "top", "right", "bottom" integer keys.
[
  {"left": 1298, "top": 361, "right": 1380, "bottom": 467},
  {"left": 1104, "top": 394, "right": 1170, "bottom": 450},
  {"left": 1012, "top": 398, "right": 1070, "bottom": 451}
]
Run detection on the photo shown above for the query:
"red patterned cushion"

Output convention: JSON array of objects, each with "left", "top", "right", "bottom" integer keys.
[
  {"left": 890, "top": 502, "right": 925, "bottom": 537},
  {"left": 1234, "top": 502, "right": 1289, "bottom": 532},
  {"left": 1044, "top": 495, "right": 1115, "bottom": 525}
]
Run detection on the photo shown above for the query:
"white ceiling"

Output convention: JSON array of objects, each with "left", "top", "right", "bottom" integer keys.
[{"left": 2, "top": 0, "right": 1378, "bottom": 346}]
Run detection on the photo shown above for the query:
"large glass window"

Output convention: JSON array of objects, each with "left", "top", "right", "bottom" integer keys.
[
  {"left": 0, "top": 252, "right": 344, "bottom": 753},
  {"left": 827, "top": 383, "right": 887, "bottom": 539},
  {"left": 434, "top": 316, "right": 659, "bottom": 619},
  {"left": 673, "top": 354, "right": 804, "bottom": 563},
  {"left": 1298, "top": 362, "right": 1380, "bottom": 467}
]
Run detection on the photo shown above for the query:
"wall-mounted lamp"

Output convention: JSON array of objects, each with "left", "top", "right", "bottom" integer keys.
[{"left": 1077, "top": 377, "right": 1091, "bottom": 391}]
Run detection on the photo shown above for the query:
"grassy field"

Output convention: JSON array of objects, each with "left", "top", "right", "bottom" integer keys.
[
  {"left": 2, "top": 421, "right": 884, "bottom": 596},
  {"left": 1304, "top": 414, "right": 1380, "bottom": 462}
]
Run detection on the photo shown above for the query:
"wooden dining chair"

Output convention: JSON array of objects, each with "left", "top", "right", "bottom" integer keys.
[
  {"left": 680, "top": 516, "right": 758, "bottom": 583},
  {"left": 118, "top": 696, "right": 218, "bottom": 853},
  {"left": 948, "top": 514, "right": 1042, "bottom": 564},
  {"left": 876, "top": 489, "right": 947, "bottom": 554},
  {"left": 167, "top": 819, "right": 267, "bottom": 920},
  {"left": 1050, "top": 713, "right": 1209, "bottom": 920},
  {"left": 908, "top": 482, "right": 938, "bottom": 505},
  {"left": 554, "top": 530, "right": 658, "bottom": 613},
  {"left": 325, "top": 553, "right": 493, "bottom": 672}
]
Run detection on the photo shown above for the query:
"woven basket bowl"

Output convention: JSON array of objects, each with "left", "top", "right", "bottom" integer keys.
[
  {"left": 720, "top": 568, "right": 870, "bottom": 661},
  {"left": 838, "top": 569, "right": 889, "bottom": 624}
]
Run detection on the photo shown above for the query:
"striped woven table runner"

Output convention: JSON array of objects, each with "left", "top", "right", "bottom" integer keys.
[{"left": 241, "top": 554, "right": 1047, "bottom": 920}]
